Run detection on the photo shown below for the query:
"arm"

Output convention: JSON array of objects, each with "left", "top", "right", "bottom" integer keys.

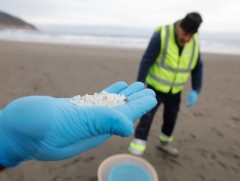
[
  {"left": 185, "top": 53, "right": 203, "bottom": 107},
  {"left": 0, "top": 82, "right": 157, "bottom": 167},
  {"left": 191, "top": 53, "right": 203, "bottom": 93},
  {"left": 137, "top": 31, "right": 160, "bottom": 82}
]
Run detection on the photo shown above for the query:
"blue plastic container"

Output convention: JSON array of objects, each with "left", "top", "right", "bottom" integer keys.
[{"left": 98, "top": 154, "right": 158, "bottom": 181}]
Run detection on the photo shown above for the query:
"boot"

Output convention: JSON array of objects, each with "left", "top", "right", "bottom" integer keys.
[{"left": 157, "top": 141, "right": 179, "bottom": 157}]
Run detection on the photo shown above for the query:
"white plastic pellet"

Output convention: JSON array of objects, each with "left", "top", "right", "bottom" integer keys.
[{"left": 70, "top": 91, "right": 127, "bottom": 107}]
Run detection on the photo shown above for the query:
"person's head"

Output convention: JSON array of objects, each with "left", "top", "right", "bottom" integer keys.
[{"left": 176, "top": 12, "right": 202, "bottom": 46}]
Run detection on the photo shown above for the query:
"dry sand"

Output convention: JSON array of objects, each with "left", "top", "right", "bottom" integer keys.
[{"left": 0, "top": 40, "right": 239, "bottom": 181}]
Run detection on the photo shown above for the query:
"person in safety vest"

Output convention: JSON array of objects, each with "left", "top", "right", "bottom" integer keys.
[{"left": 129, "top": 12, "right": 203, "bottom": 156}]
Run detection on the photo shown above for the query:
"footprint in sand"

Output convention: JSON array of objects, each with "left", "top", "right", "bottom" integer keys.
[{"left": 211, "top": 127, "right": 224, "bottom": 138}]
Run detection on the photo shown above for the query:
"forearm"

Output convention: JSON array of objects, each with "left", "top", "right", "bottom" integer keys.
[
  {"left": 137, "top": 31, "right": 160, "bottom": 82},
  {"left": 191, "top": 54, "right": 203, "bottom": 93},
  {"left": 137, "top": 61, "right": 151, "bottom": 82}
]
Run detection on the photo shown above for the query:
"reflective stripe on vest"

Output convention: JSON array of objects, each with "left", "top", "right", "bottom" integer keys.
[{"left": 146, "top": 24, "right": 199, "bottom": 94}]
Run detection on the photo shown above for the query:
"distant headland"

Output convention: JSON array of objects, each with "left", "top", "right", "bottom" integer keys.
[{"left": 0, "top": 11, "right": 36, "bottom": 30}]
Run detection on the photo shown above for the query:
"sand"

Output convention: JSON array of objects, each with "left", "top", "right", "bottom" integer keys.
[{"left": 0, "top": 40, "right": 239, "bottom": 181}]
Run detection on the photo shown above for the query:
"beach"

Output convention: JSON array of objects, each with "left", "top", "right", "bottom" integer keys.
[{"left": 0, "top": 40, "right": 239, "bottom": 181}]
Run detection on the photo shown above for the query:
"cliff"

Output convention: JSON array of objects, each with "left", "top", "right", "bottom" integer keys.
[{"left": 0, "top": 11, "right": 36, "bottom": 30}]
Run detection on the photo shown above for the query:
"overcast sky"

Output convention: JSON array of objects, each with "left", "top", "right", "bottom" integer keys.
[{"left": 0, "top": 0, "right": 240, "bottom": 33}]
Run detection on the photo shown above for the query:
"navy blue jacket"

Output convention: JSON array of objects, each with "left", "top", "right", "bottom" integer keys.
[{"left": 137, "top": 28, "right": 203, "bottom": 93}]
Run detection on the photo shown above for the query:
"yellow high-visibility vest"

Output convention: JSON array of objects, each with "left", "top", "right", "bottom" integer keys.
[{"left": 146, "top": 24, "right": 200, "bottom": 94}]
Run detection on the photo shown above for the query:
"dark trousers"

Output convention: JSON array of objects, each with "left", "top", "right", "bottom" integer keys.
[{"left": 135, "top": 85, "right": 181, "bottom": 141}]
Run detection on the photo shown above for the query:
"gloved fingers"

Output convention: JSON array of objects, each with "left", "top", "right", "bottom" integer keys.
[
  {"left": 127, "top": 88, "right": 156, "bottom": 101},
  {"left": 117, "top": 95, "right": 157, "bottom": 122},
  {"left": 118, "top": 82, "right": 145, "bottom": 97},
  {"left": 103, "top": 81, "right": 128, "bottom": 94}
]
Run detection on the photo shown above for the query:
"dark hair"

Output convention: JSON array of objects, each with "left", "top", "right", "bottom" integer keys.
[{"left": 180, "top": 12, "right": 203, "bottom": 33}]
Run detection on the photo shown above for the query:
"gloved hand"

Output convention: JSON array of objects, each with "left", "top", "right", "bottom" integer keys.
[
  {"left": 0, "top": 81, "right": 157, "bottom": 167},
  {"left": 185, "top": 90, "right": 199, "bottom": 107}
]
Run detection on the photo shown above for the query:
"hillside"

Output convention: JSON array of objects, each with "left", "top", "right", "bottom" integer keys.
[{"left": 0, "top": 11, "right": 36, "bottom": 30}]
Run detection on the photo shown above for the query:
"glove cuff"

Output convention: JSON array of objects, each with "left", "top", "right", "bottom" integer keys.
[
  {"left": 0, "top": 126, "right": 20, "bottom": 167},
  {"left": 0, "top": 138, "right": 20, "bottom": 167}
]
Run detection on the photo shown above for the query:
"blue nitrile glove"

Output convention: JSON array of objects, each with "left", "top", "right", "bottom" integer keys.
[
  {"left": 185, "top": 90, "right": 199, "bottom": 107},
  {"left": 0, "top": 81, "right": 157, "bottom": 167}
]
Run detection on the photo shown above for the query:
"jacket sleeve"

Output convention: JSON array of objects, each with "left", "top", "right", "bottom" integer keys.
[
  {"left": 137, "top": 31, "right": 160, "bottom": 83},
  {"left": 191, "top": 53, "right": 203, "bottom": 93}
]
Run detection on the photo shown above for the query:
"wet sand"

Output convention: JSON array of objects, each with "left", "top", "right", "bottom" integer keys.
[{"left": 0, "top": 41, "right": 239, "bottom": 181}]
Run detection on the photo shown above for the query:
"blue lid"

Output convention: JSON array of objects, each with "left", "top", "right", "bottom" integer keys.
[{"left": 109, "top": 163, "right": 152, "bottom": 181}]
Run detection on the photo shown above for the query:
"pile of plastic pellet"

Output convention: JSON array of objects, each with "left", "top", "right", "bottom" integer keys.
[{"left": 70, "top": 91, "right": 127, "bottom": 107}]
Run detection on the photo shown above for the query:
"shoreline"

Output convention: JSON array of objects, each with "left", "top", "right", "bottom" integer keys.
[{"left": 0, "top": 38, "right": 240, "bottom": 57}]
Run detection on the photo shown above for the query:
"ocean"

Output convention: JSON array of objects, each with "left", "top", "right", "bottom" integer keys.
[{"left": 0, "top": 24, "right": 240, "bottom": 55}]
